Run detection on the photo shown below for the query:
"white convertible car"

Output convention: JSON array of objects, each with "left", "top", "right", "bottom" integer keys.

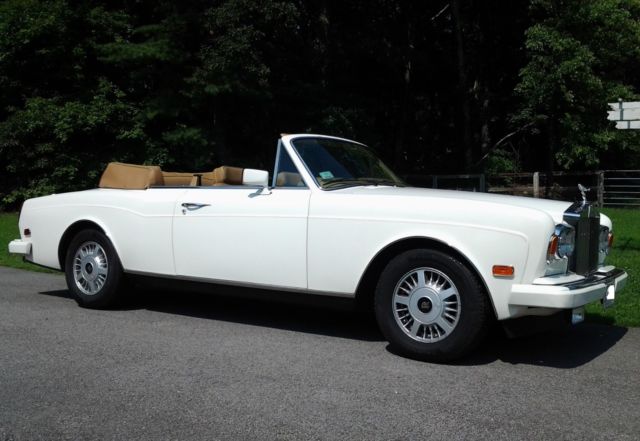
[{"left": 9, "top": 134, "right": 628, "bottom": 361}]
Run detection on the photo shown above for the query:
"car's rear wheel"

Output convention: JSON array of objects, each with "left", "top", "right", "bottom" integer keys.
[
  {"left": 374, "top": 249, "right": 491, "bottom": 362},
  {"left": 64, "top": 229, "right": 124, "bottom": 308}
]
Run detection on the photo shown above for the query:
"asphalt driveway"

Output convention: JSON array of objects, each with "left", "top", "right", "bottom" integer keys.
[{"left": 1, "top": 266, "right": 639, "bottom": 440}]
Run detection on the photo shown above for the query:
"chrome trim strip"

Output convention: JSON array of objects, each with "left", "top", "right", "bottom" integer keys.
[
  {"left": 124, "top": 270, "right": 355, "bottom": 298},
  {"left": 561, "top": 268, "right": 626, "bottom": 291},
  {"left": 289, "top": 137, "right": 323, "bottom": 190},
  {"left": 289, "top": 136, "right": 398, "bottom": 192},
  {"left": 149, "top": 185, "right": 264, "bottom": 190},
  {"left": 271, "top": 139, "right": 310, "bottom": 189},
  {"left": 148, "top": 185, "right": 308, "bottom": 191},
  {"left": 272, "top": 139, "right": 283, "bottom": 188}
]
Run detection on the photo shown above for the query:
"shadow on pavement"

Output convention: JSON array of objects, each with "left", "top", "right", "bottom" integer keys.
[
  {"left": 40, "top": 287, "right": 626, "bottom": 365},
  {"left": 39, "top": 286, "right": 385, "bottom": 343},
  {"left": 143, "top": 288, "right": 385, "bottom": 342},
  {"left": 39, "top": 289, "right": 74, "bottom": 300},
  {"left": 461, "top": 324, "right": 628, "bottom": 368}
]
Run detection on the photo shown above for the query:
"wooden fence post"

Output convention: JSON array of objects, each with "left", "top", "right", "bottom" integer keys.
[
  {"left": 533, "top": 172, "right": 540, "bottom": 198},
  {"left": 597, "top": 171, "right": 604, "bottom": 207}
]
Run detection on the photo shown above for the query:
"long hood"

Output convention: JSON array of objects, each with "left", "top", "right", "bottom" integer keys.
[{"left": 332, "top": 185, "right": 582, "bottom": 225}]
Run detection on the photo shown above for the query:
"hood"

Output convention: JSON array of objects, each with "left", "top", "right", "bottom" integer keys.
[{"left": 332, "top": 185, "right": 582, "bottom": 225}]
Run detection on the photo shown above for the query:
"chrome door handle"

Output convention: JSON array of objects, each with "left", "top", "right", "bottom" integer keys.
[{"left": 181, "top": 202, "right": 210, "bottom": 211}]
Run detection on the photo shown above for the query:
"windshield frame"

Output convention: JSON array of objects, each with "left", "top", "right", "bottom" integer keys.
[{"left": 287, "top": 135, "right": 405, "bottom": 191}]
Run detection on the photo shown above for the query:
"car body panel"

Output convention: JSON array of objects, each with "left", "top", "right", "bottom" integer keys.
[
  {"left": 306, "top": 188, "right": 551, "bottom": 319},
  {"left": 9, "top": 134, "right": 626, "bottom": 323},
  {"left": 172, "top": 187, "right": 310, "bottom": 289},
  {"left": 18, "top": 188, "right": 183, "bottom": 274}
]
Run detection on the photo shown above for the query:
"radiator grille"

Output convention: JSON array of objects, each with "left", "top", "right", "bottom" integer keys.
[{"left": 564, "top": 203, "right": 600, "bottom": 275}]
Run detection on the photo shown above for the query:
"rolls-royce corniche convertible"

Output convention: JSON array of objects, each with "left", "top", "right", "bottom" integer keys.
[{"left": 9, "top": 134, "right": 628, "bottom": 361}]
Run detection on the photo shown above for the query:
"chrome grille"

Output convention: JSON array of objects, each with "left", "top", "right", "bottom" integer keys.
[{"left": 563, "top": 202, "right": 600, "bottom": 275}]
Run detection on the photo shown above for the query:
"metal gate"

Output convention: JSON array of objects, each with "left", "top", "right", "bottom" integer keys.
[{"left": 603, "top": 170, "right": 640, "bottom": 207}]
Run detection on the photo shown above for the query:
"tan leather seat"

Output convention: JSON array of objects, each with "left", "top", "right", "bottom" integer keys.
[
  {"left": 210, "top": 166, "right": 245, "bottom": 185},
  {"left": 200, "top": 171, "right": 217, "bottom": 186},
  {"left": 99, "top": 162, "right": 248, "bottom": 189},
  {"left": 162, "top": 172, "right": 198, "bottom": 186},
  {"left": 99, "top": 162, "right": 164, "bottom": 189}
]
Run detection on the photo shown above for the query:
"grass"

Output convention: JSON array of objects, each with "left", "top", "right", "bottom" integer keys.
[
  {"left": 0, "top": 212, "right": 57, "bottom": 273},
  {"left": 1, "top": 208, "right": 638, "bottom": 326},
  {"left": 585, "top": 208, "right": 640, "bottom": 327}
]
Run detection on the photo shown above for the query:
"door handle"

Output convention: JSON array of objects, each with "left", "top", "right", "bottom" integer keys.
[{"left": 181, "top": 202, "right": 210, "bottom": 213}]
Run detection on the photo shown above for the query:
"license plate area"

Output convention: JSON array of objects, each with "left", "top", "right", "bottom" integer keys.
[
  {"left": 571, "top": 307, "right": 585, "bottom": 324},
  {"left": 602, "top": 284, "right": 615, "bottom": 309}
]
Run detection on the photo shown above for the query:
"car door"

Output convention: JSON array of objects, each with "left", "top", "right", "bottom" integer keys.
[{"left": 172, "top": 185, "right": 310, "bottom": 289}]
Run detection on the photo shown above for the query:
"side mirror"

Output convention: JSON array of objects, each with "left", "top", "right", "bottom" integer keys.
[
  {"left": 243, "top": 169, "right": 269, "bottom": 187},
  {"left": 244, "top": 169, "right": 272, "bottom": 196}
]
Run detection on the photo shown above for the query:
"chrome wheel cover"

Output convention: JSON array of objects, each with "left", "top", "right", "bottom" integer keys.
[
  {"left": 73, "top": 241, "right": 109, "bottom": 296},
  {"left": 392, "top": 267, "right": 461, "bottom": 343}
]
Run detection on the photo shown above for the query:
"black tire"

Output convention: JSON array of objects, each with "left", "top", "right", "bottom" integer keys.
[
  {"left": 64, "top": 229, "right": 124, "bottom": 309},
  {"left": 374, "top": 249, "right": 491, "bottom": 362}
]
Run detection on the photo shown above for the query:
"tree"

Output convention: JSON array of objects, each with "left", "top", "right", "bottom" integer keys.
[
  {"left": 1, "top": 0, "right": 640, "bottom": 209},
  {"left": 0, "top": 1, "right": 146, "bottom": 205},
  {"left": 513, "top": 0, "right": 640, "bottom": 184}
]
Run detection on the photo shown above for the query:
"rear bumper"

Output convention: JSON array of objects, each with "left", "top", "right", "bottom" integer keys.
[
  {"left": 8, "top": 239, "right": 32, "bottom": 256},
  {"left": 510, "top": 268, "right": 627, "bottom": 309}
]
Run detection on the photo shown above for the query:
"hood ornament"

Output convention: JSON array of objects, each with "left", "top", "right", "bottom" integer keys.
[{"left": 578, "top": 183, "right": 590, "bottom": 206}]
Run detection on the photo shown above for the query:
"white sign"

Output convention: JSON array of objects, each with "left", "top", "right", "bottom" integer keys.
[
  {"left": 608, "top": 101, "right": 640, "bottom": 129},
  {"left": 614, "top": 120, "right": 640, "bottom": 129}
]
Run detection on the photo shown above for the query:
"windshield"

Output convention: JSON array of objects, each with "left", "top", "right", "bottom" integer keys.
[{"left": 291, "top": 137, "right": 405, "bottom": 190}]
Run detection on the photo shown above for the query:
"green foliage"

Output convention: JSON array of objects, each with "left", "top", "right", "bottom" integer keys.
[
  {"left": 0, "top": 212, "right": 55, "bottom": 272},
  {"left": 514, "top": 0, "right": 640, "bottom": 170},
  {"left": 196, "top": 0, "right": 300, "bottom": 95},
  {"left": 0, "top": 79, "right": 144, "bottom": 204},
  {"left": 586, "top": 208, "right": 640, "bottom": 327},
  {"left": 485, "top": 149, "right": 520, "bottom": 176},
  {"left": 1, "top": 0, "right": 640, "bottom": 208}
]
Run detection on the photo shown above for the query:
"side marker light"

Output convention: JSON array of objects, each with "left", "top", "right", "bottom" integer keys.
[
  {"left": 547, "top": 235, "right": 559, "bottom": 258},
  {"left": 492, "top": 265, "right": 514, "bottom": 277}
]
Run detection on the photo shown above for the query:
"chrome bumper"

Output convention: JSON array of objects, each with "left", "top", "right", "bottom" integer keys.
[
  {"left": 510, "top": 268, "right": 627, "bottom": 309},
  {"left": 8, "top": 239, "right": 32, "bottom": 256}
]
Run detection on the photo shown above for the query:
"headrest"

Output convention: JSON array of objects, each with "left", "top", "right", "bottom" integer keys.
[
  {"left": 212, "top": 166, "right": 244, "bottom": 185},
  {"left": 99, "top": 162, "right": 164, "bottom": 189}
]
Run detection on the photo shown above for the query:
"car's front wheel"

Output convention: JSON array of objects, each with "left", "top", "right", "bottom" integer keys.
[
  {"left": 64, "top": 229, "right": 124, "bottom": 308},
  {"left": 374, "top": 249, "right": 492, "bottom": 362}
]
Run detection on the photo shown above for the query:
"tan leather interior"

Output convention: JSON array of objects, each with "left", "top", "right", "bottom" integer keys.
[
  {"left": 162, "top": 172, "right": 199, "bottom": 186},
  {"left": 200, "top": 171, "right": 217, "bottom": 186},
  {"left": 99, "top": 162, "right": 247, "bottom": 189},
  {"left": 99, "top": 163, "right": 164, "bottom": 189},
  {"left": 212, "top": 166, "right": 244, "bottom": 185}
]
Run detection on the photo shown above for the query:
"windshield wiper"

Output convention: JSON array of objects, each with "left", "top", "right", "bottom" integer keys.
[
  {"left": 321, "top": 178, "right": 365, "bottom": 189},
  {"left": 321, "top": 177, "right": 404, "bottom": 189},
  {"left": 358, "top": 178, "right": 405, "bottom": 187}
]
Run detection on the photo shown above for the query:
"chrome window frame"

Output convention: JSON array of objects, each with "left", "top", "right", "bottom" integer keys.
[{"left": 272, "top": 139, "right": 309, "bottom": 189}]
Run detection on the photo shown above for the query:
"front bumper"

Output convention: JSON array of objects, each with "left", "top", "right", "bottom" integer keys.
[
  {"left": 8, "top": 239, "right": 32, "bottom": 256},
  {"left": 510, "top": 267, "right": 628, "bottom": 309}
]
